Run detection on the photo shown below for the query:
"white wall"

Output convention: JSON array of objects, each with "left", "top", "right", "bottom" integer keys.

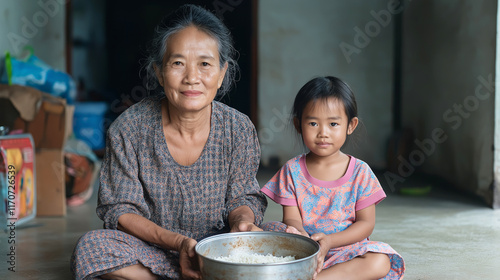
[
  {"left": 401, "top": 0, "right": 496, "bottom": 205},
  {"left": 258, "top": 0, "right": 396, "bottom": 169},
  {"left": 0, "top": 0, "right": 66, "bottom": 71}
]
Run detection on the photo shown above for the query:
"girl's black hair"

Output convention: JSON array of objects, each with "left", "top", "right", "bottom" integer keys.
[
  {"left": 292, "top": 76, "right": 358, "bottom": 130},
  {"left": 143, "top": 4, "right": 239, "bottom": 97}
]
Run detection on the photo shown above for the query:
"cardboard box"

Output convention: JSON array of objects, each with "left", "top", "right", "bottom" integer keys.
[
  {"left": 0, "top": 84, "right": 73, "bottom": 216},
  {"left": 13, "top": 94, "right": 70, "bottom": 149},
  {"left": 35, "top": 149, "right": 66, "bottom": 216}
]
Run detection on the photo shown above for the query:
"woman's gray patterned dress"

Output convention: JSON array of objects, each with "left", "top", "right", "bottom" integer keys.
[{"left": 71, "top": 95, "right": 267, "bottom": 279}]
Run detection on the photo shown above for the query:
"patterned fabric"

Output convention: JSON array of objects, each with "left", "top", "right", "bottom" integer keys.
[
  {"left": 71, "top": 229, "right": 180, "bottom": 279},
  {"left": 71, "top": 95, "right": 267, "bottom": 280},
  {"left": 261, "top": 154, "right": 405, "bottom": 279}
]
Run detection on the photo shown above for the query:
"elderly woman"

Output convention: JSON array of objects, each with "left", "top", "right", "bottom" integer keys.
[{"left": 71, "top": 4, "right": 267, "bottom": 280}]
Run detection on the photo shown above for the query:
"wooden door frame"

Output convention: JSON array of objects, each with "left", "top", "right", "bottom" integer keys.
[{"left": 250, "top": 0, "right": 259, "bottom": 128}]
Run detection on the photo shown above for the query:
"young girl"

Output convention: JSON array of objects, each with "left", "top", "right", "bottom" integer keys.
[{"left": 261, "top": 76, "right": 405, "bottom": 280}]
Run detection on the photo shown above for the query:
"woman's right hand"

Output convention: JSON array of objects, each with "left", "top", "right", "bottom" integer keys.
[
  {"left": 178, "top": 237, "right": 201, "bottom": 279},
  {"left": 116, "top": 214, "right": 202, "bottom": 279}
]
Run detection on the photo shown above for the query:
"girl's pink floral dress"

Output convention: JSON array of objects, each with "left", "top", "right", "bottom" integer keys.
[{"left": 261, "top": 154, "right": 405, "bottom": 279}]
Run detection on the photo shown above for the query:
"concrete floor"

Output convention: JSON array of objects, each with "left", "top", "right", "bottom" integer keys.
[{"left": 1, "top": 168, "right": 499, "bottom": 280}]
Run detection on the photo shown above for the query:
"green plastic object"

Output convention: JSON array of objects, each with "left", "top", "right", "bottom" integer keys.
[
  {"left": 399, "top": 185, "right": 432, "bottom": 196},
  {"left": 4, "top": 51, "right": 12, "bottom": 85}
]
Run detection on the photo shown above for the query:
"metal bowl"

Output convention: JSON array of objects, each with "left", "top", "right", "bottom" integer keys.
[{"left": 195, "top": 231, "right": 319, "bottom": 280}]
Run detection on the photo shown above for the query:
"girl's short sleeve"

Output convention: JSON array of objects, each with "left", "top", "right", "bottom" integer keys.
[
  {"left": 354, "top": 161, "right": 386, "bottom": 211},
  {"left": 261, "top": 163, "right": 298, "bottom": 206}
]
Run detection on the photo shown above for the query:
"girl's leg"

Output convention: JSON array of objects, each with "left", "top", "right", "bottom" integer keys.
[{"left": 317, "top": 252, "right": 391, "bottom": 280}]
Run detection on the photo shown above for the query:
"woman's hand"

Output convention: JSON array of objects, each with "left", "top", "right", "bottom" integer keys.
[
  {"left": 310, "top": 233, "right": 331, "bottom": 278},
  {"left": 118, "top": 214, "right": 203, "bottom": 278},
  {"left": 228, "top": 206, "right": 262, "bottom": 232},
  {"left": 230, "top": 221, "right": 262, "bottom": 232},
  {"left": 178, "top": 237, "right": 202, "bottom": 280}
]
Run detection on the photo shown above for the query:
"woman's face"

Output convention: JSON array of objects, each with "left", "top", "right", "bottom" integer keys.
[{"left": 156, "top": 26, "right": 227, "bottom": 113}]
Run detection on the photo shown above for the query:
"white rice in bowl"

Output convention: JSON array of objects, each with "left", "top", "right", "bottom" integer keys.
[{"left": 213, "top": 252, "right": 295, "bottom": 264}]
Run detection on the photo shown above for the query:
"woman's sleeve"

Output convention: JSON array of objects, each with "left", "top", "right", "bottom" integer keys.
[
  {"left": 354, "top": 161, "right": 386, "bottom": 211},
  {"left": 96, "top": 127, "right": 150, "bottom": 229},
  {"left": 225, "top": 117, "right": 267, "bottom": 226}
]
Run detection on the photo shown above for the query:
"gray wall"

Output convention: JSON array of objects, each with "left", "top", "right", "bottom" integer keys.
[
  {"left": 258, "top": 0, "right": 497, "bottom": 206},
  {"left": 0, "top": 0, "right": 66, "bottom": 71},
  {"left": 400, "top": 0, "right": 496, "bottom": 204},
  {"left": 258, "top": 0, "right": 397, "bottom": 169}
]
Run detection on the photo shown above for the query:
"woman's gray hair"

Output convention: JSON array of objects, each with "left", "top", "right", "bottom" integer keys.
[{"left": 143, "top": 4, "right": 239, "bottom": 98}]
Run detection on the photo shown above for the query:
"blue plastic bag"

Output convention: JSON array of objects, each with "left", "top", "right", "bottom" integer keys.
[{"left": 1, "top": 50, "right": 76, "bottom": 104}]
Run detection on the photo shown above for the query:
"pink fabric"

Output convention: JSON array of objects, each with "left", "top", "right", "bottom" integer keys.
[
  {"left": 356, "top": 189, "right": 386, "bottom": 211},
  {"left": 261, "top": 154, "right": 386, "bottom": 235},
  {"left": 299, "top": 155, "right": 356, "bottom": 188},
  {"left": 260, "top": 188, "right": 297, "bottom": 206}
]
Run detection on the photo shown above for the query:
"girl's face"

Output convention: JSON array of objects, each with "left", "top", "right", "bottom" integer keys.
[
  {"left": 155, "top": 26, "right": 227, "bottom": 113},
  {"left": 296, "top": 97, "right": 358, "bottom": 159}
]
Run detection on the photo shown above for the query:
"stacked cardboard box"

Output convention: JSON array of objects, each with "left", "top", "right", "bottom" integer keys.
[{"left": 0, "top": 84, "right": 74, "bottom": 216}]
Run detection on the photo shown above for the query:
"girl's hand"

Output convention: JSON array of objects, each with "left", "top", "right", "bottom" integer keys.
[
  {"left": 285, "top": 225, "right": 309, "bottom": 238},
  {"left": 178, "top": 237, "right": 202, "bottom": 280},
  {"left": 311, "top": 233, "right": 331, "bottom": 277}
]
